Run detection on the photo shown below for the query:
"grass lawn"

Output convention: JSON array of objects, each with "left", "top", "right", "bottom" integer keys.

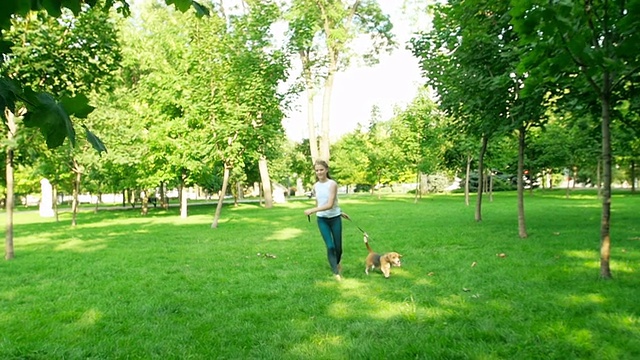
[{"left": 1, "top": 190, "right": 639, "bottom": 359}]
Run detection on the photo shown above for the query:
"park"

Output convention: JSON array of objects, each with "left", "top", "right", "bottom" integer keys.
[
  {"left": 1, "top": 0, "right": 640, "bottom": 358},
  {"left": 1, "top": 191, "right": 639, "bottom": 358}
]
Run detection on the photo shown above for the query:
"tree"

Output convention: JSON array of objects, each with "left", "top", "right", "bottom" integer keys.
[
  {"left": 119, "top": 0, "right": 209, "bottom": 218},
  {"left": 285, "top": 0, "right": 395, "bottom": 162},
  {"left": 511, "top": 0, "right": 640, "bottom": 278},
  {"left": 1, "top": 0, "right": 207, "bottom": 259},
  {"left": 1, "top": 9, "right": 118, "bottom": 258},
  {"left": 3, "top": 6, "right": 119, "bottom": 225},
  {"left": 331, "top": 127, "right": 370, "bottom": 190},
  {"left": 166, "top": 0, "right": 289, "bottom": 226},
  {"left": 411, "top": 0, "right": 522, "bottom": 224},
  {"left": 391, "top": 89, "right": 448, "bottom": 202}
]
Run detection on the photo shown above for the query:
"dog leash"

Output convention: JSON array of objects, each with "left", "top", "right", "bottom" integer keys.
[{"left": 344, "top": 216, "right": 371, "bottom": 239}]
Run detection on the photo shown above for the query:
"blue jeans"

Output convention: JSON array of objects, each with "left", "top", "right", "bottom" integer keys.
[{"left": 317, "top": 215, "right": 343, "bottom": 274}]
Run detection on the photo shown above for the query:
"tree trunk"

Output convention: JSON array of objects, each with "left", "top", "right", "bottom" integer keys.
[
  {"left": 71, "top": 159, "right": 81, "bottom": 227},
  {"left": 599, "top": 86, "right": 612, "bottom": 280},
  {"left": 300, "top": 51, "right": 320, "bottom": 163},
  {"left": 141, "top": 190, "right": 149, "bottom": 216},
  {"left": 315, "top": 0, "right": 358, "bottom": 162},
  {"left": 129, "top": 189, "right": 136, "bottom": 208},
  {"left": 319, "top": 64, "right": 335, "bottom": 161},
  {"left": 465, "top": 155, "right": 471, "bottom": 206},
  {"left": 517, "top": 126, "right": 528, "bottom": 238},
  {"left": 212, "top": 165, "right": 231, "bottom": 229},
  {"left": 483, "top": 170, "right": 489, "bottom": 195},
  {"left": 414, "top": 170, "right": 419, "bottom": 203},
  {"left": 5, "top": 146, "right": 14, "bottom": 260},
  {"left": 546, "top": 169, "right": 552, "bottom": 190},
  {"left": 93, "top": 192, "right": 99, "bottom": 213},
  {"left": 53, "top": 184, "right": 59, "bottom": 222},
  {"left": 597, "top": 159, "right": 602, "bottom": 198},
  {"left": 236, "top": 182, "right": 244, "bottom": 205},
  {"left": 4, "top": 108, "right": 16, "bottom": 260},
  {"left": 565, "top": 169, "right": 571, "bottom": 199},
  {"left": 233, "top": 181, "right": 239, "bottom": 206},
  {"left": 489, "top": 171, "right": 494, "bottom": 202},
  {"left": 630, "top": 160, "right": 636, "bottom": 194},
  {"left": 160, "top": 181, "right": 168, "bottom": 210},
  {"left": 180, "top": 170, "right": 187, "bottom": 219},
  {"left": 475, "top": 136, "right": 488, "bottom": 222},
  {"left": 259, "top": 157, "right": 273, "bottom": 208},
  {"left": 425, "top": 174, "right": 430, "bottom": 195}
]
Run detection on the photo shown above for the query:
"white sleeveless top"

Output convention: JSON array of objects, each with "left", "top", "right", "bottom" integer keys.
[{"left": 314, "top": 179, "right": 341, "bottom": 218}]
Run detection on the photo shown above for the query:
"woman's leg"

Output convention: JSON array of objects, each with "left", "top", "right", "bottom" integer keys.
[
  {"left": 329, "top": 216, "right": 343, "bottom": 267},
  {"left": 317, "top": 217, "right": 339, "bottom": 274}
]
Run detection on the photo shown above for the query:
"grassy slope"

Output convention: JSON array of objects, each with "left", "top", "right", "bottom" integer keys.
[{"left": 1, "top": 190, "right": 638, "bottom": 359}]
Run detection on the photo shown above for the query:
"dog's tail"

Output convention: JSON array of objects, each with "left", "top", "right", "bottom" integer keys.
[{"left": 363, "top": 233, "right": 374, "bottom": 253}]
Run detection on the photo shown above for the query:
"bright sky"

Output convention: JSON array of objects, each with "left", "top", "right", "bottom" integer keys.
[{"left": 281, "top": 1, "right": 426, "bottom": 142}]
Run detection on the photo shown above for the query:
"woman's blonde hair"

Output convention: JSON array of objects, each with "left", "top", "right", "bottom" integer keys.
[{"left": 314, "top": 159, "right": 332, "bottom": 179}]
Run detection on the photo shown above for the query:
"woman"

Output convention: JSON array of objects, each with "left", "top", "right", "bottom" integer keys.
[{"left": 304, "top": 160, "right": 349, "bottom": 281}]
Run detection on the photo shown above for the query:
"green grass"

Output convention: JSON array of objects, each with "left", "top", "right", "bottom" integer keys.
[{"left": 1, "top": 190, "right": 639, "bottom": 359}]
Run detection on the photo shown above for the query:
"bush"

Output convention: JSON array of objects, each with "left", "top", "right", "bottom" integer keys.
[
  {"left": 354, "top": 184, "right": 372, "bottom": 193},
  {"left": 464, "top": 171, "right": 517, "bottom": 192}
]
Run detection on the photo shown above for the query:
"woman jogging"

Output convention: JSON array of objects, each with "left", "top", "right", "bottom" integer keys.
[{"left": 304, "top": 159, "right": 350, "bottom": 281}]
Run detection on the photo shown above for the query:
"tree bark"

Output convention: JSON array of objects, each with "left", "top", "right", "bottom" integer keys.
[
  {"left": 53, "top": 184, "right": 59, "bottom": 222},
  {"left": 71, "top": 159, "right": 81, "bottom": 227},
  {"left": 259, "top": 157, "right": 273, "bottom": 208},
  {"left": 565, "top": 168, "right": 571, "bottom": 199},
  {"left": 94, "top": 192, "right": 99, "bottom": 213},
  {"left": 599, "top": 81, "right": 612, "bottom": 280},
  {"left": 180, "top": 170, "right": 187, "bottom": 219},
  {"left": 160, "top": 181, "right": 168, "bottom": 210},
  {"left": 212, "top": 165, "right": 231, "bottom": 228},
  {"left": 597, "top": 159, "right": 602, "bottom": 198},
  {"left": 319, "top": 62, "right": 335, "bottom": 161},
  {"left": 300, "top": 51, "right": 320, "bottom": 163},
  {"left": 475, "top": 135, "right": 488, "bottom": 222},
  {"left": 631, "top": 160, "right": 636, "bottom": 194},
  {"left": 489, "top": 171, "right": 493, "bottom": 202},
  {"left": 465, "top": 155, "right": 471, "bottom": 206},
  {"left": 141, "top": 190, "right": 149, "bottom": 216},
  {"left": 316, "top": 0, "right": 358, "bottom": 162},
  {"left": 414, "top": 170, "right": 419, "bottom": 203},
  {"left": 517, "top": 126, "right": 528, "bottom": 238},
  {"left": 4, "top": 108, "right": 16, "bottom": 260}
]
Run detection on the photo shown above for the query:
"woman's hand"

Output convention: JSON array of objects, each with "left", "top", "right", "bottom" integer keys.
[
  {"left": 341, "top": 213, "right": 351, "bottom": 221},
  {"left": 304, "top": 209, "right": 314, "bottom": 216}
]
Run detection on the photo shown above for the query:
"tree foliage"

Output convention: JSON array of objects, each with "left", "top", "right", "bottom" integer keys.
[
  {"left": 285, "top": 0, "right": 395, "bottom": 162},
  {"left": 511, "top": 0, "right": 640, "bottom": 279}
]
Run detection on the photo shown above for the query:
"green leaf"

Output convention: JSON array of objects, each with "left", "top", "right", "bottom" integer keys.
[
  {"left": 60, "top": 93, "right": 95, "bottom": 119},
  {"left": 0, "top": 0, "right": 30, "bottom": 30},
  {"left": 0, "top": 39, "right": 13, "bottom": 56},
  {"left": 42, "top": 0, "right": 64, "bottom": 18},
  {"left": 22, "top": 91, "right": 76, "bottom": 149},
  {"left": 0, "top": 77, "right": 20, "bottom": 117},
  {"left": 83, "top": 125, "right": 108, "bottom": 154},
  {"left": 61, "top": 0, "right": 83, "bottom": 15},
  {"left": 166, "top": 0, "right": 193, "bottom": 13},
  {"left": 191, "top": 1, "right": 210, "bottom": 17}
]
